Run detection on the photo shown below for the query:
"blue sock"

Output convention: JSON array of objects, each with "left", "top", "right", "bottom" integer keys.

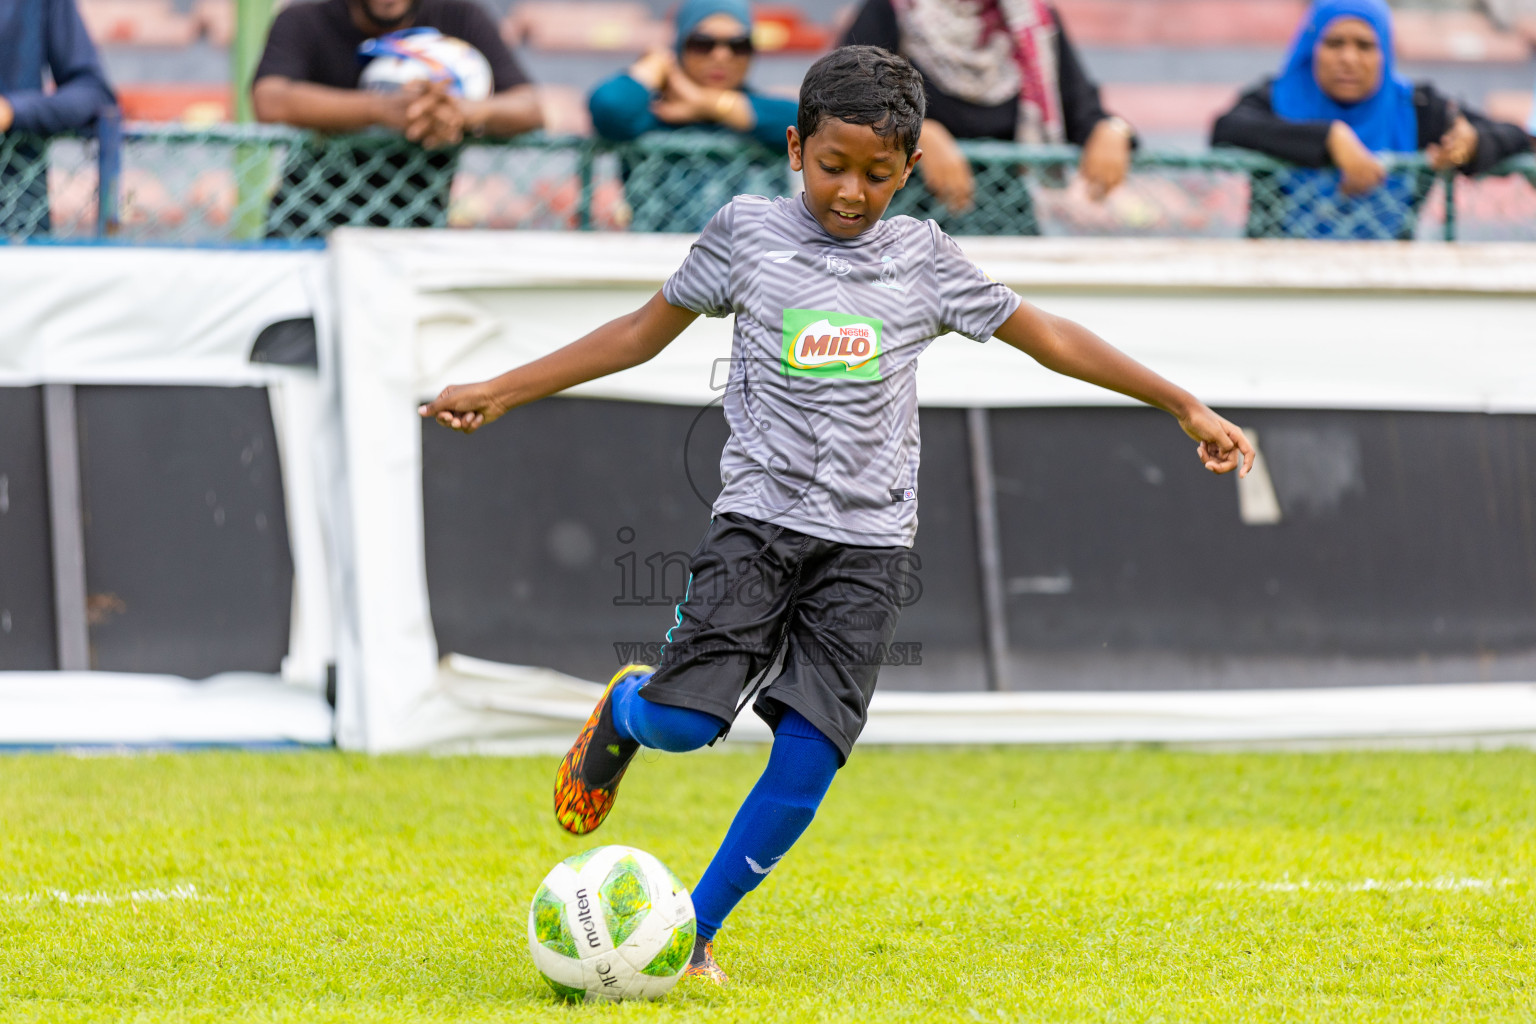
[
  {"left": 611, "top": 674, "right": 725, "bottom": 752},
  {"left": 690, "top": 709, "right": 841, "bottom": 942}
]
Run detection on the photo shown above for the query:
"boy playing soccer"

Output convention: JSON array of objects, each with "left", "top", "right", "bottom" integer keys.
[{"left": 420, "top": 46, "right": 1254, "bottom": 985}]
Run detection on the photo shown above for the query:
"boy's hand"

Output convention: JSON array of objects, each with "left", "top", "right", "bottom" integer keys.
[
  {"left": 418, "top": 383, "right": 506, "bottom": 434},
  {"left": 1179, "top": 405, "right": 1255, "bottom": 477}
]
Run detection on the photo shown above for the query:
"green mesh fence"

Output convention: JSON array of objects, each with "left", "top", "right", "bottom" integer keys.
[
  {"left": 0, "top": 132, "right": 95, "bottom": 238},
  {"left": 3, "top": 123, "right": 1533, "bottom": 244}
]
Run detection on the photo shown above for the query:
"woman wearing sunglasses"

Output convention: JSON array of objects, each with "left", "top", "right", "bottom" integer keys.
[{"left": 589, "top": 0, "right": 797, "bottom": 231}]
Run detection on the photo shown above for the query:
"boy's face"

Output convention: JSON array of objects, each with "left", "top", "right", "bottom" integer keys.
[{"left": 788, "top": 119, "right": 919, "bottom": 239}]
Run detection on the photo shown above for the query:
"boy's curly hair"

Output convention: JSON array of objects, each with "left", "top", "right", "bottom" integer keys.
[{"left": 797, "top": 45, "right": 926, "bottom": 157}]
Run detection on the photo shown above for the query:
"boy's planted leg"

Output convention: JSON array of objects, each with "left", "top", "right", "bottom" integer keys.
[
  {"left": 554, "top": 665, "right": 726, "bottom": 835},
  {"left": 683, "top": 708, "right": 841, "bottom": 984}
]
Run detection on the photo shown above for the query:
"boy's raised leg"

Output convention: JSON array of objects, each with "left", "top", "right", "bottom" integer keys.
[
  {"left": 554, "top": 665, "right": 729, "bottom": 834},
  {"left": 553, "top": 664, "right": 650, "bottom": 835}
]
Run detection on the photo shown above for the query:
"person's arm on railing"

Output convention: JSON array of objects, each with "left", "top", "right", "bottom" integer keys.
[
  {"left": 253, "top": 76, "right": 437, "bottom": 136},
  {"left": 1414, "top": 86, "right": 1530, "bottom": 176},
  {"left": 460, "top": 85, "right": 543, "bottom": 139},
  {"left": 1054, "top": 7, "right": 1132, "bottom": 199},
  {"left": 741, "top": 93, "right": 796, "bottom": 151},
  {"left": 253, "top": 74, "right": 539, "bottom": 147},
  {"left": 250, "top": 0, "right": 538, "bottom": 147},
  {"left": 1458, "top": 113, "right": 1532, "bottom": 173},
  {"left": 589, "top": 63, "right": 666, "bottom": 141},
  {"left": 0, "top": 0, "right": 114, "bottom": 136},
  {"left": 915, "top": 118, "right": 975, "bottom": 214},
  {"left": 1211, "top": 80, "right": 1333, "bottom": 166},
  {"left": 625, "top": 53, "right": 794, "bottom": 151},
  {"left": 445, "top": 8, "right": 542, "bottom": 142}
]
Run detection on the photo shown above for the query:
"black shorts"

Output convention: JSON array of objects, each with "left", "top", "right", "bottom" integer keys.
[{"left": 637, "top": 512, "right": 916, "bottom": 763}]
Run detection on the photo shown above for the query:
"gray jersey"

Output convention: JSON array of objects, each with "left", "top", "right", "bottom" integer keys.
[{"left": 663, "top": 194, "right": 1021, "bottom": 548}]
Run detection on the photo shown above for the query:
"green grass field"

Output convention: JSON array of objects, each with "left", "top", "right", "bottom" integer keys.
[{"left": 1, "top": 746, "right": 1532, "bottom": 1022}]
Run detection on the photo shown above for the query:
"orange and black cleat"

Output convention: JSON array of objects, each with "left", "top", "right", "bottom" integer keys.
[
  {"left": 682, "top": 938, "right": 729, "bottom": 986},
  {"left": 553, "top": 664, "right": 651, "bottom": 835}
]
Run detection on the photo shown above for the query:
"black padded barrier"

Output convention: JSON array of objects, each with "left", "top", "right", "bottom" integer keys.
[
  {"left": 425, "top": 400, "right": 1536, "bottom": 692},
  {"left": 0, "top": 387, "right": 58, "bottom": 670},
  {"left": 422, "top": 397, "right": 987, "bottom": 688},
  {"left": 75, "top": 386, "right": 294, "bottom": 677},
  {"left": 990, "top": 407, "right": 1536, "bottom": 688}
]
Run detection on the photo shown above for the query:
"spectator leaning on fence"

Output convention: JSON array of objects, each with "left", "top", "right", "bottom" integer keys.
[
  {"left": 587, "top": 0, "right": 797, "bottom": 232},
  {"left": 0, "top": 0, "right": 115, "bottom": 238},
  {"left": 251, "top": 0, "right": 542, "bottom": 238},
  {"left": 839, "top": 0, "right": 1135, "bottom": 236},
  {"left": 1210, "top": 0, "right": 1528, "bottom": 240}
]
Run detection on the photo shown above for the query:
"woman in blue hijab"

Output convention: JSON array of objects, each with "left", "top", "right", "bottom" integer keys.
[
  {"left": 1211, "top": 0, "right": 1527, "bottom": 239},
  {"left": 588, "top": 0, "right": 798, "bottom": 231}
]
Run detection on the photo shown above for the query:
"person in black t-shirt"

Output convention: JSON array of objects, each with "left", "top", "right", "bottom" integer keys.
[
  {"left": 840, "top": 0, "right": 1134, "bottom": 235},
  {"left": 252, "top": 0, "right": 541, "bottom": 238}
]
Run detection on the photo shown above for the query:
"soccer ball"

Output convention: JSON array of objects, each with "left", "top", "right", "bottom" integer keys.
[
  {"left": 357, "top": 28, "right": 493, "bottom": 101},
  {"left": 527, "top": 845, "right": 696, "bottom": 1002}
]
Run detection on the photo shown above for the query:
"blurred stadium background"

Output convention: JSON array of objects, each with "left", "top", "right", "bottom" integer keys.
[
  {"left": 7, "top": 0, "right": 1536, "bottom": 240},
  {"left": 3, "top": 0, "right": 1536, "bottom": 751}
]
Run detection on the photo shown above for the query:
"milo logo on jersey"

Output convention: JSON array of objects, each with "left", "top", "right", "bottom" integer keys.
[{"left": 781, "top": 308, "right": 883, "bottom": 381}]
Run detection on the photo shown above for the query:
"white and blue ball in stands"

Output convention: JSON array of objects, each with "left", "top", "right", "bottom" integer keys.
[
  {"left": 527, "top": 845, "right": 696, "bottom": 1002},
  {"left": 357, "top": 28, "right": 492, "bottom": 101}
]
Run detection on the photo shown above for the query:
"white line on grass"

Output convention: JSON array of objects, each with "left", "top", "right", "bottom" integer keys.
[
  {"left": 0, "top": 883, "right": 210, "bottom": 906},
  {"left": 1216, "top": 877, "right": 1516, "bottom": 893}
]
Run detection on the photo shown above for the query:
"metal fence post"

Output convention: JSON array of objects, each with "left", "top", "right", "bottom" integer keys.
[
  {"left": 43, "top": 384, "right": 90, "bottom": 672},
  {"left": 575, "top": 140, "right": 595, "bottom": 231},
  {"left": 1442, "top": 171, "right": 1457, "bottom": 242},
  {"left": 94, "top": 106, "right": 122, "bottom": 238},
  {"left": 967, "top": 407, "right": 1010, "bottom": 692}
]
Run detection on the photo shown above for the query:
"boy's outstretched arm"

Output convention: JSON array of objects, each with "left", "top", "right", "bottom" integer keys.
[
  {"left": 418, "top": 291, "right": 699, "bottom": 434},
  {"left": 993, "top": 300, "right": 1255, "bottom": 477}
]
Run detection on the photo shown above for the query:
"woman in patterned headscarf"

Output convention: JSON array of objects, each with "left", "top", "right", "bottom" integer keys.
[
  {"left": 1211, "top": 0, "right": 1528, "bottom": 238},
  {"left": 841, "top": 0, "right": 1135, "bottom": 235}
]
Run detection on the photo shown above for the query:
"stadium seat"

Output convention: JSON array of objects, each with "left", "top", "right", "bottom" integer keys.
[
  {"left": 194, "top": 0, "right": 235, "bottom": 47},
  {"left": 502, "top": 2, "right": 669, "bottom": 51},
  {"left": 117, "top": 85, "right": 232, "bottom": 123},
  {"left": 1054, "top": 0, "right": 1306, "bottom": 47},
  {"left": 1483, "top": 89, "right": 1533, "bottom": 128},
  {"left": 1392, "top": 10, "right": 1530, "bottom": 62},
  {"left": 1100, "top": 83, "right": 1242, "bottom": 135},
  {"left": 750, "top": 6, "right": 832, "bottom": 52},
  {"left": 78, "top": 0, "right": 198, "bottom": 46},
  {"left": 1156, "top": 0, "right": 1308, "bottom": 46}
]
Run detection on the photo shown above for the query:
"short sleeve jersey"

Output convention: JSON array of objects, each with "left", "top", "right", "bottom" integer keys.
[{"left": 664, "top": 194, "right": 1021, "bottom": 548}]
